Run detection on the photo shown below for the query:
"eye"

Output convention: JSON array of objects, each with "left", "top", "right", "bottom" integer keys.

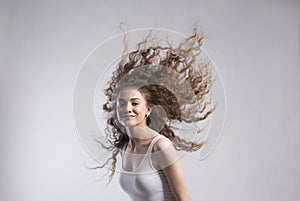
[{"left": 132, "top": 102, "right": 139, "bottom": 106}]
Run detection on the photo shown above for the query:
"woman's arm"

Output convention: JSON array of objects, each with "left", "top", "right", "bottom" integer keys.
[
  {"left": 163, "top": 160, "right": 191, "bottom": 201},
  {"left": 153, "top": 137, "right": 192, "bottom": 201}
]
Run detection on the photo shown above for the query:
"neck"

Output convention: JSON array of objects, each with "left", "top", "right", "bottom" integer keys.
[{"left": 126, "top": 126, "right": 157, "bottom": 148}]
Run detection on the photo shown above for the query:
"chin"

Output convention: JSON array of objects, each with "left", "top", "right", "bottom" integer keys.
[
  {"left": 120, "top": 120, "right": 135, "bottom": 127},
  {"left": 123, "top": 123, "right": 134, "bottom": 127},
  {"left": 121, "top": 120, "right": 146, "bottom": 128}
]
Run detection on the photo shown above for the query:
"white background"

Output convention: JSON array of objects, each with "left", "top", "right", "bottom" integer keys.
[{"left": 1, "top": 0, "right": 299, "bottom": 200}]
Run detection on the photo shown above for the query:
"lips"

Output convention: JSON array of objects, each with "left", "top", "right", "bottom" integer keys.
[{"left": 123, "top": 114, "right": 135, "bottom": 118}]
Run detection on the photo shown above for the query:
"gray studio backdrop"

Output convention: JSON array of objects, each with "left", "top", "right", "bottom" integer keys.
[{"left": 1, "top": 0, "right": 299, "bottom": 201}]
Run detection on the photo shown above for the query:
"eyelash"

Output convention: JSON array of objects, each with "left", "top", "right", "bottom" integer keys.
[{"left": 118, "top": 102, "right": 139, "bottom": 107}]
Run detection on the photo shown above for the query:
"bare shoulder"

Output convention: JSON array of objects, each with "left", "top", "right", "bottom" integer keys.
[
  {"left": 151, "top": 135, "right": 179, "bottom": 171},
  {"left": 153, "top": 135, "right": 173, "bottom": 152}
]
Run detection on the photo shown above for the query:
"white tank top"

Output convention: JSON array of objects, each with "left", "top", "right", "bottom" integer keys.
[{"left": 119, "top": 135, "right": 176, "bottom": 201}]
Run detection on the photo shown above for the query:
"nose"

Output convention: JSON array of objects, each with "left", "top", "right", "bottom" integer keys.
[{"left": 125, "top": 102, "right": 132, "bottom": 113}]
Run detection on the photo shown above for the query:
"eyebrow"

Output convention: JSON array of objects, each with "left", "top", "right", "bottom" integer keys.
[{"left": 118, "top": 98, "right": 141, "bottom": 101}]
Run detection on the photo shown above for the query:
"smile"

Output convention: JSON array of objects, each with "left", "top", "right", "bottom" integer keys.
[{"left": 123, "top": 115, "right": 135, "bottom": 118}]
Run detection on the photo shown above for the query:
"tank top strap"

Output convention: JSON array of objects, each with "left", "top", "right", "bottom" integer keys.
[{"left": 146, "top": 135, "right": 163, "bottom": 154}]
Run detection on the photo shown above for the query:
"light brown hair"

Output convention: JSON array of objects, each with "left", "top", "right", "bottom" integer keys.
[{"left": 97, "top": 26, "right": 214, "bottom": 182}]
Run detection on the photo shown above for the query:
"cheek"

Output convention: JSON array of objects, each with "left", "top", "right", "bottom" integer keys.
[{"left": 134, "top": 106, "right": 148, "bottom": 115}]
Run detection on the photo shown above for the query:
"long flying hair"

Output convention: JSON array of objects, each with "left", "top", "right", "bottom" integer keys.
[{"left": 96, "top": 26, "right": 214, "bottom": 182}]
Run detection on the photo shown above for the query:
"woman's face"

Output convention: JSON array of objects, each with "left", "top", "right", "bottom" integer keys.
[{"left": 116, "top": 87, "right": 151, "bottom": 128}]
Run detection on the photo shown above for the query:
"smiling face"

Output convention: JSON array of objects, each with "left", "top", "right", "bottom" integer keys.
[{"left": 116, "top": 87, "right": 151, "bottom": 129}]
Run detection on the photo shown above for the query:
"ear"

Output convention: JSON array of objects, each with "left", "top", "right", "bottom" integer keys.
[{"left": 147, "top": 105, "right": 152, "bottom": 116}]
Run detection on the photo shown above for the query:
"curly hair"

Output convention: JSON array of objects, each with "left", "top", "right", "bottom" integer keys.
[{"left": 97, "top": 26, "right": 215, "bottom": 182}]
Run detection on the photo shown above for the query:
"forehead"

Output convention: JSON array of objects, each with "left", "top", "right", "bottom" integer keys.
[{"left": 117, "top": 87, "right": 144, "bottom": 100}]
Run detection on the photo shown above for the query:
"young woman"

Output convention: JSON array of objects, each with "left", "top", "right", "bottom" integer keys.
[
  {"left": 99, "top": 27, "right": 214, "bottom": 201},
  {"left": 117, "top": 85, "right": 190, "bottom": 201}
]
